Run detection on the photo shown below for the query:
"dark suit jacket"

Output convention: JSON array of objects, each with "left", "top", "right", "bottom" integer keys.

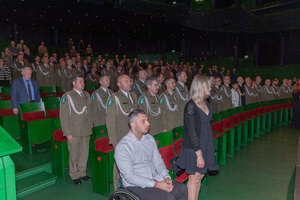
[
  {"left": 81, "top": 65, "right": 90, "bottom": 81},
  {"left": 238, "top": 84, "right": 246, "bottom": 106},
  {"left": 11, "top": 77, "right": 40, "bottom": 110}
]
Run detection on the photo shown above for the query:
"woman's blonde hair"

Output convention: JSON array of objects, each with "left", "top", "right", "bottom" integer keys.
[{"left": 190, "top": 75, "right": 211, "bottom": 104}]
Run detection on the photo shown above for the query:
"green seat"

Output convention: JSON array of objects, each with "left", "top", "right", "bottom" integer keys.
[
  {"left": 2, "top": 87, "right": 10, "bottom": 100},
  {"left": 261, "top": 101, "right": 272, "bottom": 133},
  {"left": 20, "top": 102, "right": 53, "bottom": 154},
  {"left": 236, "top": 106, "right": 249, "bottom": 148},
  {"left": 255, "top": 102, "right": 266, "bottom": 135},
  {"left": 42, "top": 97, "right": 61, "bottom": 102},
  {"left": 51, "top": 118, "right": 69, "bottom": 178},
  {"left": 218, "top": 110, "right": 235, "bottom": 158},
  {"left": 44, "top": 100, "right": 60, "bottom": 118},
  {"left": 56, "top": 86, "right": 64, "bottom": 97},
  {"left": 243, "top": 105, "right": 255, "bottom": 143},
  {"left": 212, "top": 122, "right": 228, "bottom": 165},
  {"left": 84, "top": 85, "right": 96, "bottom": 95},
  {"left": 249, "top": 103, "right": 261, "bottom": 139},
  {"left": 91, "top": 125, "right": 114, "bottom": 196},
  {"left": 40, "top": 87, "right": 57, "bottom": 98},
  {"left": 172, "top": 126, "right": 183, "bottom": 155},
  {"left": 269, "top": 100, "right": 279, "bottom": 130},
  {"left": 0, "top": 100, "right": 20, "bottom": 137},
  {"left": 212, "top": 113, "right": 221, "bottom": 123}
]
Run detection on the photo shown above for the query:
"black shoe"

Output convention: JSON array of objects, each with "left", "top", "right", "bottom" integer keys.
[
  {"left": 208, "top": 170, "right": 219, "bottom": 176},
  {"left": 73, "top": 178, "right": 82, "bottom": 185},
  {"left": 81, "top": 176, "right": 92, "bottom": 181}
]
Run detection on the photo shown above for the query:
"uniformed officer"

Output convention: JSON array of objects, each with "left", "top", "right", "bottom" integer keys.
[
  {"left": 210, "top": 76, "right": 223, "bottom": 113},
  {"left": 102, "top": 61, "right": 117, "bottom": 91},
  {"left": 175, "top": 70, "right": 189, "bottom": 125},
  {"left": 280, "top": 79, "right": 290, "bottom": 99},
  {"left": 30, "top": 56, "right": 40, "bottom": 80},
  {"left": 138, "top": 77, "right": 166, "bottom": 135},
  {"left": 61, "top": 59, "right": 74, "bottom": 92},
  {"left": 157, "top": 73, "right": 165, "bottom": 95},
  {"left": 220, "top": 76, "right": 233, "bottom": 110},
  {"left": 262, "top": 79, "right": 274, "bottom": 101},
  {"left": 132, "top": 69, "right": 147, "bottom": 98},
  {"left": 13, "top": 52, "right": 29, "bottom": 80},
  {"left": 287, "top": 79, "right": 294, "bottom": 98},
  {"left": 271, "top": 78, "right": 281, "bottom": 99},
  {"left": 254, "top": 76, "right": 263, "bottom": 102},
  {"left": 237, "top": 76, "right": 246, "bottom": 106},
  {"left": 91, "top": 75, "right": 112, "bottom": 127},
  {"left": 2, "top": 47, "right": 13, "bottom": 67},
  {"left": 161, "top": 77, "right": 179, "bottom": 131},
  {"left": 244, "top": 77, "right": 257, "bottom": 104},
  {"left": 106, "top": 74, "right": 138, "bottom": 190},
  {"left": 86, "top": 66, "right": 99, "bottom": 86},
  {"left": 54, "top": 60, "right": 64, "bottom": 88},
  {"left": 36, "top": 56, "right": 55, "bottom": 87},
  {"left": 60, "top": 75, "right": 93, "bottom": 185}
]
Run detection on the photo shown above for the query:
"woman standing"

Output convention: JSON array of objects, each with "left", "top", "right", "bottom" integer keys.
[
  {"left": 231, "top": 81, "right": 241, "bottom": 107},
  {"left": 178, "top": 75, "right": 219, "bottom": 200},
  {"left": 292, "top": 83, "right": 300, "bottom": 129}
]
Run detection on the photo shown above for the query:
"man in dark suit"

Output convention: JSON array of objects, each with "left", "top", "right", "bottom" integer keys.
[
  {"left": 11, "top": 66, "right": 40, "bottom": 116},
  {"left": 81, "top": 59, "right": 90, "bottom": 82},
  {"left": 237, "top": 76, "right": 246, "bottom": 106}
]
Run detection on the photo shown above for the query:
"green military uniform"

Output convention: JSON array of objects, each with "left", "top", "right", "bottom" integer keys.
[
  {"left": 138, "top": 91, "right": 164, "bottom": 135},
  {"left": 106, "top": 89, "right": 138, "bottom": 190},
  {"left": 210, "top": 86, "right": 223, "bottom": 114},
  {"left": 254, "top": 83, "right": 263, "bottom": 102},
  {"left": 61, "top": 67, "right": 73, "bottom": 92},
  {"left": 91, "top": 87, "right": 112, "bottom": 127},
  {"left": 280, "top": 84, "right": 290, "bottom": 99},
  {"left": 102, "top": 68, "right": 117, "bottom": 91},
  {"left": 158, "top": 83, "right": 165, "bottom": 95},
  {"left": 132, "top": 79, "right": 147, "bottom": 98},
  {"left": 175, "top": 82, "right": 189, "bottom": 125},
  {"left": 86, "top": 73, "right": 99, "bottom": 86},
  {"left": 2, "top": 52, "right": 13, "bottom": 67},
  {"left": 36, "top": 63, "right": 55, "bottom": 87},
  {"left": 288, "top": 85, "right": 294, "bottom": 98},
  {"left": 271, "top": 85, "right": 281, "bottom": 99},
  {"left": 13, "top": 60, "right": 29, "bottom": 80},
  {"left": 60, "top": 89, "right": 93, "bottom": 180},
  {"left": 262, "top": 85, "right": 274, "bottom": 101},
  {"left": 31, "top": 62, "right": 39, "bottom": 80},
  {"left": 54, "top": 65, "right": 63, "bottom": 87},
  {"left": 161, "top": 90, "right": 179, "bottom": 131},
  {"left": 244, "top": 84, "right": 257, "bottom": 104},
  {"left": 220, "top": 84, "right": 232, "bottom": 110}
]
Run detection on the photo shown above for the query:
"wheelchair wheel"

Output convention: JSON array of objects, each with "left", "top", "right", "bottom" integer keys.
[{"left": 107, "top": 188, "right": 141, "bottom": 200}]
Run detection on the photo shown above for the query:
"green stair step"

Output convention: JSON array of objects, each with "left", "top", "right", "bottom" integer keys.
[
  {"left": 16, "top": 171, "right": 57, "bottom": 198},
  {"left": 16, "top": 162, "right": 52, "bottom": 181}
]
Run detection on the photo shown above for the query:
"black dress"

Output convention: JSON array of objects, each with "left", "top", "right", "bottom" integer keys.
[
  {"left": 292, "top": 91, "right": 300, "bottom": 129},
  {"left": 178, "top": 99, "right": 219, "bottom": 174}
]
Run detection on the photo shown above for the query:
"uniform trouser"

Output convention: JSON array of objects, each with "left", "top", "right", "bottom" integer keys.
[
  {"left": 126, "top": 180, "right": 188, "bottom": 200},
  {"left": 68, "top": 136, "right": 90, "bottom": 180}
]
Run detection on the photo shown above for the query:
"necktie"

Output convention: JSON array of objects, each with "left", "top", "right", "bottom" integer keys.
[{"left": 26, "top": 80, "right": 32, "bottom": 101}]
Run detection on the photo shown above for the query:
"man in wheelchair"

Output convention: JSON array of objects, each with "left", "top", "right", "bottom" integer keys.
[{"left": 114, "top": 109, "right": 188, "bottom": 200}]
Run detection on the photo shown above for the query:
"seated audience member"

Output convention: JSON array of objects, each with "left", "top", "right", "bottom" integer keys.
[
  {"left": 10, "top": 67, "right": 40, "bottom": 116},
  {"left": 115, "top": 109, "right": 188, "bottom": 200}
]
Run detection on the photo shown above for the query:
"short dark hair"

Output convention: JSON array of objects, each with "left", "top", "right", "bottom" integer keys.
[
  {"left": 128, "top": 109, "right": 146, "bottom": 129},
  {"left": 71, "top": 75, "right": 84, "bottom": 83},
  {"left": 145, "top": 77, "right": 158, "bottom": 86},
  {"left": 176, "top": 70, "right": 185, "bottom": 79}
]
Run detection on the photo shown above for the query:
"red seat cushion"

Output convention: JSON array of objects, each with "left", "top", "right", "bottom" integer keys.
[
  {"left": 53, "top": 129, "right": 67, "bottom": 142},
  {"left": 2, "top": 94, "right": 10, "bottom": 100},
  {"left": 47, "top": 109, "right": 60, "bottom": 118},
  {"left": 158, "top": 146, "right": 175, "bottom": 170},
  {"left": 0, "top": 108, "right": 14, "bottom": 116},
  {"left": 22, "top": 111, "right": 47, "bottom": 121},
  {"left": 95, "top": 137, "right": 114, "bottom": 153},
  {"left": 221, "top": 118, "right": 237, "bottom": 128},
  {"left": 41, "top": 92, "right": 57, "bottom": 98},
  {"left": 175, "top": 172, "right": 189, "bottom": 183},
  {"left": 174, "top": 138, "right": 183, "bottom": 155}
]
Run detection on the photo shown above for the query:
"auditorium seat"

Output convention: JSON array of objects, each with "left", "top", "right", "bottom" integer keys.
[
  {"left": 91, "top": 125, "right": 114, "bottom": 196},
  {"left": 20, "top": 102, "right": 53, "bottom": 154},
  {"left": 2, "top": 87, "right": 10, "bottom": 100},
  {"left": 172, "top": 126, "right": 183, "bottom": 155},
  {"left": 40, "top": 87, "right": 57, "bottom": 98},
  {"left": 0, "top": 100, "right": 20, "bottom": 137},
  {"left": 43, "top": 98, "right": 60, "bottom": 118},
  {"left": 84, "top": 85, "right": 96, "bottom": 95}
]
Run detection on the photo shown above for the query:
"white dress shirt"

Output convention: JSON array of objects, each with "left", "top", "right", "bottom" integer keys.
[
  {"left": 231, "top": 88, "right": 241, "bottom": 107},
  {"left": 115, "top": 131, "right": 170, "bottom": 188}
]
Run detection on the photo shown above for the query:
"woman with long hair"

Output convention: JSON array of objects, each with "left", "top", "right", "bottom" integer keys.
[
  {"left": 292, "top": 83, "right": 300, "bottom": 129},
  {"left": 178, "top": 75, "right": 219, "bottom": 200}
]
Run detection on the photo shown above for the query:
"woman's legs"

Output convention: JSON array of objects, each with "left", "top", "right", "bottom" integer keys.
[{"left": 187, "top": 172, "right": 204, "bottom": 200}]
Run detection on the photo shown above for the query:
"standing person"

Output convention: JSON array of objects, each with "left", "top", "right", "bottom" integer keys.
[
  {"left": 106, "top": 74, "right": 138, "bottom": 189},
  {"left": 231, "top": 81, "right": 241, "bottom": 107},
  {"left": 262, "top": 79, "right": 274, "bottom": 101},
  {"left": 10, "top": 67, "right": 40, "bottom": 116},
  {"left": 237, "top": 76, "right": 246, "bottom": 106},
  {"left": 114, "top": 109, "right": 188, "bottom": 200},
  {"left": 132, "top": 69, "right": 147, "bottom": 98},
  {"left": 292, "top": 83, "right": 300, "bottom": 129},
  {"left": 36, "top": 56, "right": 54, "bottom": 87},
  {"left": 271, "top": 78, "right": 281, "bottom": 99},
  {"left": 60, "top": 75, "right": 93, "bottom": 185},
  {"left": 254, "top": 76, "right": 263, "bottom": 102},
  {"left": 13, "top": 52, "right": 29, "bottom": 80},
  {"left": 91, "top": 75, "right": 112, "bottom": 127},
  {"left": 210, "top": 77, "right": 223, "bottom": 113},
  {"left": 175, "top": 70, "right": 189, "bottom": 125},
  {"left": 38, "top": 41, "right": 47, "bottom": 56},
  {"left": 161, "top": 77, "right": 179, "bottom": 131},
  {"left": 220, "top": 76, "right": 233, "bottom": 110},
  {"left": 2, "top": 47, "right": 13, "bottom": 67},
  {"left": 244, "top": 77, "right": 257, "bottom": 104},
  {"left": 178, "top": 75, "right": 218, "bottom": 200},
  {"left": 280, "top": 79, "right": 290, "bottom": 99},
  {"left": 0, "top": 58, "right": 11, "bottom": 87}
]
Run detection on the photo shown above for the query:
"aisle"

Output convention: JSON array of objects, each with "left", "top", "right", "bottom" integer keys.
[{"left": 199, "top": 126, "right": 300, "bottom": 200}]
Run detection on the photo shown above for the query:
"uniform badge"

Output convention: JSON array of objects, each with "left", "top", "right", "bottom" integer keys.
[
  {"left": 91, "top": 94, "right": 96, "bottom": 100},
  {"left": 132, "top": 84, "right": 136, "bottom": 90},
  {"left": 108, "top": 98, "right": 114, "bottom": 106},
  {"left": 139, "top": 98, "right": 145, "bottom": 105},
  {"left": 61, "top": 96, "right": 66, "bottom": 104},
  {"left": 160, "top": 98, "right": 164, "bottom": 104},
  {"left": 220, "top": 87, "right": 224, "bottom": 91}
]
